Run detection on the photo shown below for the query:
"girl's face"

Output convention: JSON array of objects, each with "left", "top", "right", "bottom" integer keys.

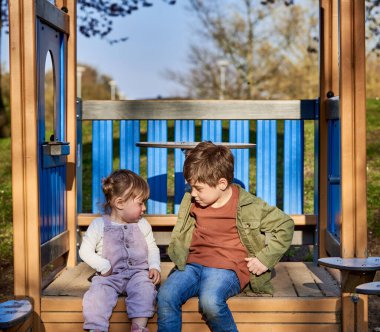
[{"left": 113, "top": 195, "right": 146, "bottom": 223}]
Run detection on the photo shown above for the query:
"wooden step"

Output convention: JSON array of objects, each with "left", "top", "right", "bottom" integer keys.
[{"left": 41, "top": 262, "right": 341, "bottom": 331}]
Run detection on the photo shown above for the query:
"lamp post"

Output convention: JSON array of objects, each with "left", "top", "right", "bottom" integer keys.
[
  {"left": 217, "top": 59, "right": 229, "bottom": 100},
  {"left": 76, "top": 66, "right": 86, "bottom": 98},
  {"left": 109, "top": 80, "right": 117, "bottom": 100}
]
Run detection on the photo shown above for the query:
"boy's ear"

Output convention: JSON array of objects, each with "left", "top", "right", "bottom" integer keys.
[{"left": 218, "top": 178, "right": 228, "bottom": 191}]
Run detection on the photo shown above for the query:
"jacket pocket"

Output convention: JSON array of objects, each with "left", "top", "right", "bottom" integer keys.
[{"left": 240, "top": 219, "right": 265, "bottom": 254}]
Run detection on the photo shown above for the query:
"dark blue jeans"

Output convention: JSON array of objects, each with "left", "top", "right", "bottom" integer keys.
[{"left": 157, "top": 263, "right": 241, "bottom": 332}]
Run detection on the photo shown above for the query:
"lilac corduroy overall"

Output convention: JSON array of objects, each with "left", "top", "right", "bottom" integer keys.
[{"left": 83, "top": 216, "right": 157, "bottom": 331}]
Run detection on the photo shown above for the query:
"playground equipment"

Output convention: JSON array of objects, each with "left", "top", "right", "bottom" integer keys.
[{"left": 7, "top": 0, "right": 372, "bottom": 331}]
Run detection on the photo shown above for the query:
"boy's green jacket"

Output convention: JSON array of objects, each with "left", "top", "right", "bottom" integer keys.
[{"left": 168, "top": 185, "right": 295, "bottom": 295}]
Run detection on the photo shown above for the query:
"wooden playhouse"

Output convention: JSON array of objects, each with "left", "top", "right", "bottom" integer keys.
[{"left": 8, "top": 0, "right": 372, "bottom": 331}]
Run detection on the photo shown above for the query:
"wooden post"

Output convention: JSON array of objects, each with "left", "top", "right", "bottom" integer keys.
[
  {"left": 339, "top": 0, "right": 367, "bottom": 331},
  {"left": 9, "top": 0, "right": 40, "bottom": 329},
  {"left": 55, "top": 0, "right": 78, "bottom": 267},
  {"left": 319, "top": 0, "right": 339, "bottom": 258}
]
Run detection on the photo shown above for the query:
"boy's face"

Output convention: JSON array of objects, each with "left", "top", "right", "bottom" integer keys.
[{"left": 189, "top": 180, "right": 228, "bottom": 208}]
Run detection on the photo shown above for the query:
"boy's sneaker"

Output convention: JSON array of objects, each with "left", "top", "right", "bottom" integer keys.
[{"left": 130, "top": 322, "right": 149, "bottom": 332}]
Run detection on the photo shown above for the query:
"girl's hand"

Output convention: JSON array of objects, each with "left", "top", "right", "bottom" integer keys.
[
  {"left": 149, "top": 268, "right": 161, "bottom": 285},
  {"left": 101, "top": 267, "right": 112, "bottom": 277},
  {"left": 245, "top": 257, "right": 268, "bottom": 276}
]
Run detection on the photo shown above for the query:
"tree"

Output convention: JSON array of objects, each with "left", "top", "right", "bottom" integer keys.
[
  {"left": 0, "top": 0, "right": 175, "bottom": 137},
  {"left": 165, "top": 0, "right": 319, "bottom": 100}
]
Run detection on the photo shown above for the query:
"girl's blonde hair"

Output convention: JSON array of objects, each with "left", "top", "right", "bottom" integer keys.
[{"left": 102, "top": 169, "right": 149, "bottom": 214}]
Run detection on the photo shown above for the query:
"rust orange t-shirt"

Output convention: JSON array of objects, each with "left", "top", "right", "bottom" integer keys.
[{"left": 187, "top": 185, "right": 250, "bottom": 289}]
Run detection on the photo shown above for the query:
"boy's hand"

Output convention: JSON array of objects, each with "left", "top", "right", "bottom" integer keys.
[
  {"left": 245, "top": 257, "right": 268, "bottom": 276},
  {"left": 149, "top": 268, "right": 161, "bottom": 285}
]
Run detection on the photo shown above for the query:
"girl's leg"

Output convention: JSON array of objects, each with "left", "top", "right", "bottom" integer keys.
[
  {"left": 198, "top": 267, "right": 241, "bottom": 332},
  {"left": 125, "top": 270, "right": 157, "bottom": 321},
  {"left": 83, "top": 276, "right": 120, "bottom": 331},
  {"left": 130, "top": 318, "right": 149, "bottom": 332},
  {"left": 157, "top": 264, "right": 201, "bottom": 332}
]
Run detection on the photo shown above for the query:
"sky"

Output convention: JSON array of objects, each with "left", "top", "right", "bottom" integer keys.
[
  {"left": 0, "top": 1, "right": 194, "bottom": 100},
  {"left": 77, "top": 1, "right": 193, "bottom": 100}
]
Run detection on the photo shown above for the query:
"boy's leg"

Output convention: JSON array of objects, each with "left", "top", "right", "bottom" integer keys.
[
  {"left": 198, "top": 267, "right": 241, "bottom": 332},
  {"left": 157, "top": 264, "right": 201, "bottom": 332}
]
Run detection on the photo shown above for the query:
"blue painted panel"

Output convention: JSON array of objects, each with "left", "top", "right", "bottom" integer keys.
[
  {"left": 256, "top": 120, "right": 277, "bottom": 205},
  {"left": 92, "top": 121, "right": 113, "bottom": 213},
  {"left": 147, "top": 120, "right": 167, "bottom": 214},
  {"left": 283, "top": 120, "right": 304, "bottom": 214},
  {"left": 36, "top": 19, "right": 67, "bottom": 244},
  {"left": 120, "top": 120, "right": 140, "bottom": 173},
  {"left": 202, "top": 120, "right": 222, "bottom": 141},
  {"left": 327, "top": 120, "right": 341, "bottom": 239},
  {"left": 229, "top": 120, "right": 250, "bottom": 190},
  {"left": 174, "top": 120, "right": 195, "bottom": 213}
]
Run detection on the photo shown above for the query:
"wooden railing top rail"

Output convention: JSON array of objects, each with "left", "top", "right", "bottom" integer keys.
[
  {"left": 77, "top": 213, "right": 317, "bottom": 228},
  {"left": 82, "top": 99, "right": 317, "bottom": 120}
]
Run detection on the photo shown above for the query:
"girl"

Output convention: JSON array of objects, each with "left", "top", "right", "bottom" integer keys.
[{"left": 80, "top": 169, "right": 161, "bottom": 332}]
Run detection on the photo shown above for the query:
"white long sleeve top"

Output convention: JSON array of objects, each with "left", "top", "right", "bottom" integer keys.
[{"left": 79, "top": 216, "right": 161, "bottom": 275}]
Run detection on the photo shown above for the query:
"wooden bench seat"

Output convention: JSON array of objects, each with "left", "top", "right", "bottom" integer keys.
[{"left": 41, "top": 262, "right": 341, "bottom": 332}]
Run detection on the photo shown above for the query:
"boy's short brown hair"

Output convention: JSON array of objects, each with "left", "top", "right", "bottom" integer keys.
[{"left": 183, "top": 141, "right": 234, "bottom": 187}]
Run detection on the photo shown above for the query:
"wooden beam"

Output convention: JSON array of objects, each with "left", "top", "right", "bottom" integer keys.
[
  {"left": 318, "top": 0, "right": 331, "bottom": 258},
  {"left": 9, "top": 0, "right": 41, "bottom": 326},
  {"left": 339, "top": 0, "right": 367, "bottom": 258},
  {"left": 77, "top": 213, "right": 317, "bottom": 227},
  {"left": 82, "top": 100, "right": 317, "bottom": 120},
  {"left": 339, "top": 2, "right": 367, "bottom": 331}
]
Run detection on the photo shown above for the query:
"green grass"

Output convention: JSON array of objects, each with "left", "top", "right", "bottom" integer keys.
[
  {"left": 366, "top": 99, "right": 380, "bottom": 235},
  {"left": 0, "top": 137, "right": 13, "bottom": 263}
]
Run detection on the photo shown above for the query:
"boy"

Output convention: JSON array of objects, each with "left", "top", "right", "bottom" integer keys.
[{"left": 157, "top": 141, "right": 294, "bottom": 332}]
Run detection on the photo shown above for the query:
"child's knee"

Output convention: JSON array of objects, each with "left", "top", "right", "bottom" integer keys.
[
  {"left": 198, "top": 294, "right": 225, "bottom": 317},
  {"left": 157, "top": 284, "right": 180, "bottom": 306}
]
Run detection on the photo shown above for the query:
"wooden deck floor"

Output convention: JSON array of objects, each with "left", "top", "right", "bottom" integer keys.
[{"left": 41, "top": 262, "right": 341, "bottom": 332}]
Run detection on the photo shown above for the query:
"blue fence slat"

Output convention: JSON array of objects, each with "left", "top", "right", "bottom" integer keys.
[
  {"left": 120, "top": 120, "right": 141, "bottom": 174},
  {"left": 283, "top": 120, "right": 304, "bottom": 214},
  {"left": 229, "top": 120, "right": 250, "bottom": 190},
  {"left": 256, "top": 120, "right": 277, "bottom": 205},
  {"left": 202, "top": 120, "right": 222, "bottom": 141},
  {"left": 92, "top": 120, "right": 113, "bottom": 213},
  {"left": 328, "top": 120, "right": 341, "bottom": 240},
  {"left": 147, "top": 120, "right": 167, "bottom": 214},
  {"left": 174, "top": 120, "right": 195, "bottom": 213}
]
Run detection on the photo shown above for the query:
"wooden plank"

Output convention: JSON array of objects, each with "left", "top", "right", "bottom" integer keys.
[
  {"left": 41, "top": 323, "right": 340, "bottom": 332},
  {"left": 82, "top": 100, "right": 317, "bottom": 120},
  {"left": 9, "top": 0, "right": 27, "bottom": 298},
  {"left": 9, "top": 1, "right": 42, "bottom": 322},
  {"left": 284, "top": 262, "right": 324, "bottom": 297},
  {"left": 42, "top": 295, "right": 340, "bottom": 313},
  {"left": 40, "top": 230, "right": 69, "bottom": 267},
  {"left": 271, "top": 263, "right": 298, "bottom": 297},
  {"left": 77, "top": 213, "right": 317, "bottom": 227},
  {"left": 41, "top": 311, "right": 339, "bottom": 324},
  {"left": 307, "top": 263, "right": 340, "bottom": 296},
  {"left": 351, "top": 0, "right": 367, "bottom": 259},
  {"left": 42, "top": 262, "right": 94, "bottom": 296},
  {"left": 35, "top": 0, "right": 69, "bottom": 34}
]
